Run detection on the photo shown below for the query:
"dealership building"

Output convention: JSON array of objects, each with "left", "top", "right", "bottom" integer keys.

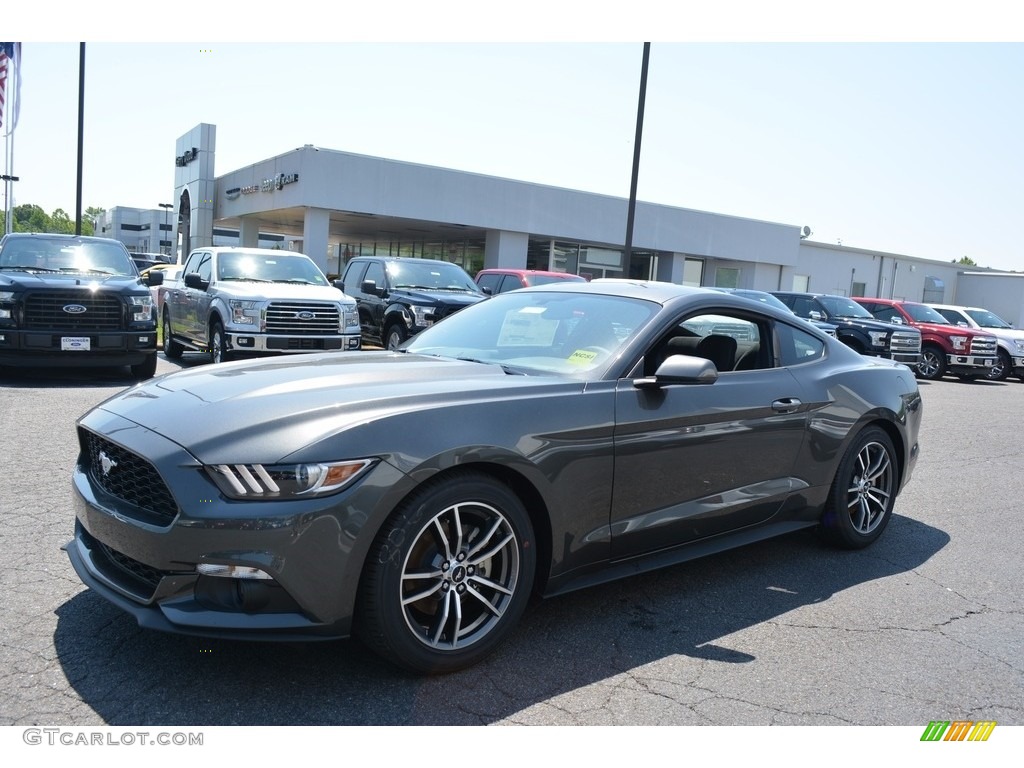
[{"left": 104, "top": 122, "right": 1024, "bottom": 327}]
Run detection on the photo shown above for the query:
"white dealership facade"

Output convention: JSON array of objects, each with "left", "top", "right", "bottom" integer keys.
[{"left": 114, "top": 123, "right": 1024, "bottom": 325}]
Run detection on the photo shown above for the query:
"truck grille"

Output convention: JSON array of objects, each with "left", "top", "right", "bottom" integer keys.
[
  {"left": 81, "top": 429, "right": 179, "bottom": 524},
  {"left": 969, "top": 335, "right": 997, "bottom": 356},
  {"left": 24, "top": 290, "right": 123, "bottom": 331},
  {"left": 265, "top": 302, "right": 340, "bottom": 335},
  {"left": 890, "top": 330, "right": 921, "bottom": 355}
]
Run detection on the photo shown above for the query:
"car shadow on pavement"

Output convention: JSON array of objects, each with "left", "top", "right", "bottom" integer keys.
[{"left": 53, "top": 513, "right": 948, "bottom": 726}]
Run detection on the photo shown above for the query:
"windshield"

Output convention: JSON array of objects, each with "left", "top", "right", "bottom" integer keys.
[
  {"left": 903, "top": 303, "right": 951, "bottom": 324},
  {"left": 405, "top": 290, "right": 658, "bottom": 378},
  {"left": 388, "top": 261, "right": 480, "bottom": 292},
  {"left": 217, "top": 252, "right": 328, "bottom": 285},
  {"left": 525, "top": 273, "right": 587, "bottom": 287},
  {"left": 818, "top": 296, "right": 874, "bottom": 319},
  {"left": 966, "top": 309, "right": 1012, "bottom": 328},
  {"left": 0, "top": 238, "right": 136, "bottom": 276}
]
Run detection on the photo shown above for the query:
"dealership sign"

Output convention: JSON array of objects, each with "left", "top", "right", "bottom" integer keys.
[
  {"left": 227, "top": 173, "right": 299, "bottom": 198},
  {"left": 175, "top": 147, "right": 199, "bottom": 167}
]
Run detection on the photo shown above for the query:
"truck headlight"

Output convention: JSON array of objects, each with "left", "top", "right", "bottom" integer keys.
[
  {"left": 1014, "top": 340, "right": 1024, "bottom": 354},
  {"left": 205, "top": 459, "right": 376, "bottom": 499},
  {"left": 229, "top": 299, "right": 259, "bottom": 325},
  {"left": 409, "top": 305, "right": 434, "bottom": 327},
  {"left": 341, "top": 303, "right": 359, "bottom": 331},
  {"left": 128, "top": 295, "right": 153, "bottom": 320},
  {"left": 0, "top": 291, "right": 14, "bottom": 300},
  {"left": 949, "top": 335, "right": 968, "bottom": 351},
  {"left": 868, "top": 331, "right": 889, "bottom": 347}
]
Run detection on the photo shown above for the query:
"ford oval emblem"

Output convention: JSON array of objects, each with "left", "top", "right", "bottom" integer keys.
[
  {"left": 63, "top": 304, "right": 88, "bottom": 314},
  {"left": 296, "top": 311, "right": 315, "bottom": 320}
]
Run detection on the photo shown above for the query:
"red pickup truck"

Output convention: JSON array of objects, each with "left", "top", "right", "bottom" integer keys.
[{"left": 853, "top": 297, "right": 997, "bottom": 381}]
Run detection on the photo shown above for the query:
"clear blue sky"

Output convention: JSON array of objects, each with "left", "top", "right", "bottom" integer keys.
[{"left": 5, "top": 7, "right": 1024, "bottom": 270}]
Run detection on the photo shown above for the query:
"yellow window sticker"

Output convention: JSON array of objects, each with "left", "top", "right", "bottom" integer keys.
[{"left": 567, "top": 349, "right": 599, "bottom": 366}]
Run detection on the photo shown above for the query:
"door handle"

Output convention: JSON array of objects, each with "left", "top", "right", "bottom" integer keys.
[{"left": 771, "top": 398, "right": 802, "bottom": 413}]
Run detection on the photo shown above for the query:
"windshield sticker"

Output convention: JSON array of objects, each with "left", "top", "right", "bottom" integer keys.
[
  {"left": 567, "top": 349, "right": 599, "bottom": 366},
  {"left": 497, "top": 311, "right": 559, "bottom": 346}
]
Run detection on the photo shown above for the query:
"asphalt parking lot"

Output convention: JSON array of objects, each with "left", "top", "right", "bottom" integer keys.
[{"left": 0, "top": 354, "right": 1022, "bottom": 727}]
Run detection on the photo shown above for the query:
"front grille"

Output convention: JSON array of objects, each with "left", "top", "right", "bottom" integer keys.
[
  {"left": 890, "top": 331, "right": 921, "bottom": 354},
  {"left": 969, "top": 335, "right": 997, "bottom": 356},
  {"left": 265, "top": 302, "right": 340, "bottom": 335},
  {"left": 81, "top": 429, "right": 179, "bottom": 523},
  {"left": 24, "top": 290, "right": 123, "bottom": 331}
]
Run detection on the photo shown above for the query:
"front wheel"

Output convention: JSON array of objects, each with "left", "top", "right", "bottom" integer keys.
[
  {"left": 129, "top": 353, "right": 158, "bottom": 380},
  {"left": 916, "top": 346, "right": 946, "bottom": 380},
  {"left": 356, "top": 471, "right": 536, "bottom": 674},
  {"left": 987, "top": 350, "right": 1011, "bottom": 382},
  {"left": 385, "top": 322, "right": 408, "bottom": 350},
  {"left": 210, "top": 321, "right": 232, "bottom": 364},
  {"left": 819, "top": 426, "right": 898, "bottom": 549}
]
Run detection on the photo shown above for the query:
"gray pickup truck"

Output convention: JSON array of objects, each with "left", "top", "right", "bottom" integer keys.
[{"left": 162, "top": 247, "right": 360, "bottom": 364}]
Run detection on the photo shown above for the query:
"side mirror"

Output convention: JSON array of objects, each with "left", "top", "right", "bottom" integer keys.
[
  {"left": 184, "top": 272, "right": 206, "bottom": 289},
  {"left": 635, "top": 355, "right": 719, "bottom": 389},
  {"left": 808, "top": 310, "right": 824, "bottom": 321},
  {"left": 146, "top": 271, "right": 164, "bottom": 287},
  {"left": 361, "top": 279, "right": 384, "bottom": 297},
  {"left": 481, "top": 286, "right": 493, "bottom": 296},
  {"left": 890, "top": 317, "right": 904, "bottom": 325},
  {"left": 333, "top": 279, "right": 346, "bottom": 292}
]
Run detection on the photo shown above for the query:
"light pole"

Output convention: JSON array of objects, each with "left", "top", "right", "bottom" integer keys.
[
  {"left": 158, "top": 203, "right": 174, "bottom": 258},
  {"left": 1, "top": 175, "right": 19, "bottom": 234}
]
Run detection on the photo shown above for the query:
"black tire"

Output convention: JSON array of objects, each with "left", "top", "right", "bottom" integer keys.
[
  {"left": 129, "top": 353, "right": 158, "bottom": 380},
  {"left": 916, "top": 345, "right": 946, "bottom": 380},
  {"left": 162, "top": 310, "right": 183, "bottom": 360},
  {"left": 819, "top": 426, "right": 898, "bottom": 549},
  {"left": 210, "top": 320, "right": 232, "bottom": 364},
  {"left": 987, "top": 350, "right": 1011, "bottom": 382},
  {"left": 385, "top": 322, "right": 407, "bottom": 351},
  {"left": 356, "top": 470, "right": 536, "bottom": 674}
]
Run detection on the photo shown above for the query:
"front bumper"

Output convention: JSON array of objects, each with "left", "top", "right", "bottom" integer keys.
[
  {"left": 225, "top": 330, "right": 361, "bottom": 354},
  {"left": 946, "top": 354, "right": 995, "bottom": 369},
  {"left": 0, "top": 329, "right": 157, "bottom": 367},
  {"left": 65, "top": 411, "right": 409, "bottom": 641}
]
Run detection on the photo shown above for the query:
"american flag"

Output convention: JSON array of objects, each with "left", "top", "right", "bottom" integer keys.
[{"left": 0, "top": 42, "right": 21, "bottom": 134}]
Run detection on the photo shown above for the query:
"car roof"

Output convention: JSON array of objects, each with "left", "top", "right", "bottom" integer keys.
[
  {"left": 477, "top": 268, "right": 581, "bottom": 277},
  {"left": 0, "top": 232, "right": 127, "bottom": 246}
]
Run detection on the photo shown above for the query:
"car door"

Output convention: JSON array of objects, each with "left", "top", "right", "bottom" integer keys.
[
  {"left": 180, "top": 251, "right": 212, "bottom": 342},
  {"left": 610, "top": 308, "right": 810, "bottom": 559}
]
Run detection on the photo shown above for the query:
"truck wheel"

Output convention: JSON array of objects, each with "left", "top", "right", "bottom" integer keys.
[
  {"left": 916, "top": 345, "right": 946, "bottom": 380},
  {"left": 987, "top": 350, "right": 1011, "bottom": 382},
  {"left": 210, "top": 321, "right": 232, "bottom": 364},
  {"left": 129, "top": 353, "right": 158, "bottom": 380},
  {"left": 162, "top": 310, "right": 183, "bottom": 360},
  {"left": 385, "top": 322, "right": 407, "bottom": 350}
]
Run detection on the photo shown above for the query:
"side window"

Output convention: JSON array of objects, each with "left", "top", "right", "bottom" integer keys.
[
  {"left": 864, "top": 304, "right": 900, "bottom": 323},
  {"left": 182, "top": 251, "right": 203, "bottom": 275},
  {"left": 936, "top": 308, "right": 966, "bottom": 327},
  {"left": 363, "top": 261, "right": 385, "bottom": 290},
  {"left": 497, "top": 275, "right": 520, "bottom": 294},
  {"left": 196, "top": 254, "right": 212, "bottom": 284},
  {"left": 789, "top": 296, "right": 817, "bottom": 318},
  {"left": 644, "top": 310, "right": 769, "bottom": 375},
  {"left": 476, "top": 273, "right": 502, "bottom": 294},
  {"left": 342, "top": 260, "right": 367, "bottom": 289},
  {"left": 777, "top": 323, "right": 825, "bottom": 366}
]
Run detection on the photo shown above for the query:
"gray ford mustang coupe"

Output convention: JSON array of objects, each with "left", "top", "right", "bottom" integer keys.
[{"left": 66, "top": 279, "right": 922, "bottom": 674}]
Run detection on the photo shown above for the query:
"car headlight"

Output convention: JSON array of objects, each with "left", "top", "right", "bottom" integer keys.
[
  {"left": 1014, "top": 340, "right": 1024, "bottom": 354},
  {"left": 868, "top": 331, "right": 889, "bottom": 347},
  {"left": 128, "top": 295, "right": 153, "bottom": 320},
  {"left": 949, "top": 335, "right": 968, "bottom": 351},
  {"left": 229, "top": 299, "right": 260, "bottom": 325},
  {"left": 205, "top": 459, "right": 376, "bottom": 500},
  {"left": 0, "top": 290, "right": 14, "bottom": 300},
  {"left": 408, "top": 305, "right": 434, "bottom": 327}
]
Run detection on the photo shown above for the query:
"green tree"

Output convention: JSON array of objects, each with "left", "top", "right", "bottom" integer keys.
[
  {"left": 953, "top": 256, "right": 977, "bottom": 266},
  {"left": 0, "top": 204, "right": 96, "bottom": 235}
]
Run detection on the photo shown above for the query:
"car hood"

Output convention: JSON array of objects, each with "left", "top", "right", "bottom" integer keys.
[
  {"left": 0, "top": 270, "right": 145, "bottom": 290},
  {"left": 211, "top": 282, "right": 354, "bottom": 303},
  {"left": 832, "top": 316, "right": 918, "bottom": 334},
  {"left": 391, "top": 287, "right": 485, "bottom": 307},
  {"left": 910, "top": 321, "right": 991, "bottom": 337},
  {"left": 93, "top": 351, "right": 583, "bottom": 464}
]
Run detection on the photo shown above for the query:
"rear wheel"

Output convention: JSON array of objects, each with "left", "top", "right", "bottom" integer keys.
[
  {"left": 820, "top": 426, "right": 897, "bottom": 549},
  {"left": 916, "top": 345, "right": 946, "bottom": 380},
  {"left": 356, "top": 471, "right": 536, "bottom": 674},
  {"left": 162, "top": 310, "right": 183, "bottom": 359}
]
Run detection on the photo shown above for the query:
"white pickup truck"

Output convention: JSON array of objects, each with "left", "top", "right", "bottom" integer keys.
[
  {"left": 162, "top": 247, "right": 360, "bottom": 364},
  {"left": 928, "top": 303, "right": 1024, "bottom": 382}
]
